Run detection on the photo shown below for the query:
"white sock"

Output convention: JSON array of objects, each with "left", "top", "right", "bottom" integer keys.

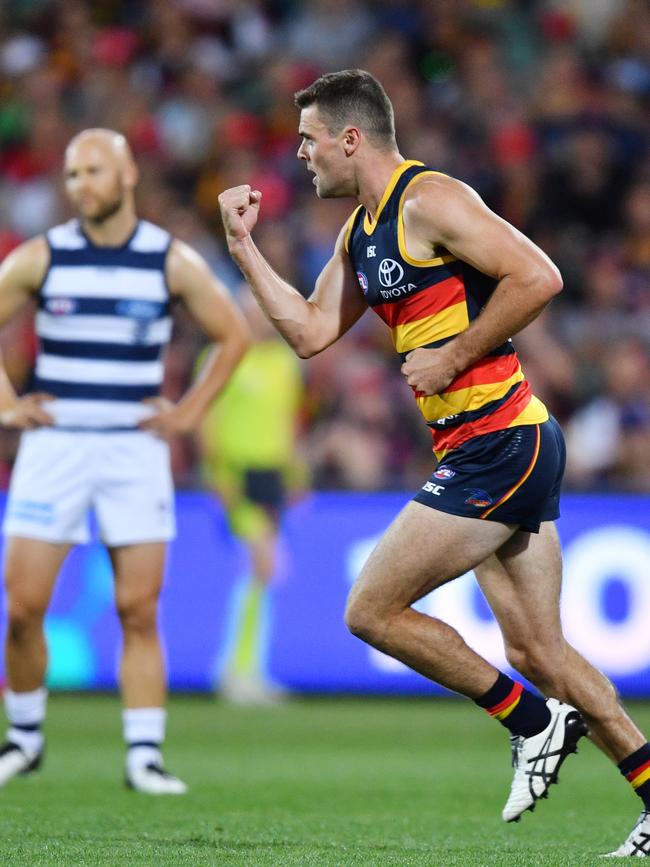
[
  {"left": 5, "top": 688, "right": 47, "bottom": 755},
  {"left": 122, "top": 707, "right": 166, "bottom": 771}
]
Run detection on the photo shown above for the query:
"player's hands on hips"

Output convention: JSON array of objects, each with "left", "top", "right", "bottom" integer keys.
[
  {"left": 0, "top": 393, "right": 55, "bottom": 429},
  {"left": 139, "top": 397, "right": 196, "bottom": 438},
  {"left": 218, "top": 185, "right": 262, "bottom": 249},
  {"left": 401, "top": 347, "right": 457, "bottom": 396}
]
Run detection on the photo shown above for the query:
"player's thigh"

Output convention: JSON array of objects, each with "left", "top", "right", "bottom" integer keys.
[
  {"left": 349, "top": 500, "right": 515, "bottom": 615},
  {"left": 474, "top": 521, "right": 565, "bottom": 651},
  {"left": 4, "top": 535, "right": 71, "bottom": 616},
  {"left": 109, "top": 542, "right": 167, "bottom": 618}
]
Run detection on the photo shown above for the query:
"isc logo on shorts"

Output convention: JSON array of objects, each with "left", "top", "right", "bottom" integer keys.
[{"left": 422, "top": 482, "right": 445, "bottom": 496}]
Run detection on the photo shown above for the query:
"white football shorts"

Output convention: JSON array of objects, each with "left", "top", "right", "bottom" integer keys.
[{"left": 3, "top": 428, "right": 176, "bottom": 546}]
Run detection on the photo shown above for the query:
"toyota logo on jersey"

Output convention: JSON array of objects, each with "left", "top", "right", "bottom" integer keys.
[{"left": 378, "top": 258, "right": 405, "bottom": 287}]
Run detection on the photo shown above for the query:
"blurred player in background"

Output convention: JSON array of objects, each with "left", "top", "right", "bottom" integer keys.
[
  {"left": 0, "top": 129, "right": 249, "bottom": 793},
  {"left": 199, "top": 287, "right": 306, "bottom": 705},
  {"left": 219, "top": 69, "right": 650, "bottom": 857}
]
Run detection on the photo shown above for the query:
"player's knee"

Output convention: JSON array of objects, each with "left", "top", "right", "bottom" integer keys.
[
  {"left": 505, "top": 640, "right": 562, "bottom": 685},
  {"left": 116, "top": 594, "right": 158, "bottom": 634},
  {"left": 344, "top": 595, "right": 386, "bottom": 646},
  {"left": 6, "top": 597, "right": 47, "bottom": 642}
]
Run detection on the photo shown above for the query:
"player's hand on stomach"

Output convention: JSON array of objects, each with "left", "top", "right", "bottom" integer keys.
[
  {"left": 401, "top": 347, "right": 458, "bottom": 396},
  {"left": 0, "top": 393, "right": 55, "bottom": 429},
  {"left": 218, "top": 186, "right": 262, "bottom": 248},
  {"left": 138, "top": 396, "right": 196, "bottom": 438}
]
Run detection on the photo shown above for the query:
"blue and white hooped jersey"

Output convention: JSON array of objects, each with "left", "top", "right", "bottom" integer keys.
[{"left": 35, "top": 219, "right": 173, "bottom": 430}]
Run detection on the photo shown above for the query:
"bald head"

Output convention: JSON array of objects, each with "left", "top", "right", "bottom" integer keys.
[
  {"left": 64, "top": 128, "right": 138, "bottom": 224},
  {"left": 66, "top": 128, "right": 135, "bottom": 170}
]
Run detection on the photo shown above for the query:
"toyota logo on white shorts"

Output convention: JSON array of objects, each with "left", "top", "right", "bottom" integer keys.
[{"left": 378, "top": 258, "right": 405, "bottom": 287}]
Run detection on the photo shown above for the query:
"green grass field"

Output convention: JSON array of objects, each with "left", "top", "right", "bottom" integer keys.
[{"left": 1, "top": 695, "right": 647, "bottom": 866}]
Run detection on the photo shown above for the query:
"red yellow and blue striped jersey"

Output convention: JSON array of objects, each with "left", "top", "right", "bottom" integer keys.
[{"left": 344, "top": 160, "right": 548, "bottom": 458}]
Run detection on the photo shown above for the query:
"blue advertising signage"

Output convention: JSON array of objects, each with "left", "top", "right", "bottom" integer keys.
[{"left": 0, "top": 493, "right": 648, "bottom": 696}]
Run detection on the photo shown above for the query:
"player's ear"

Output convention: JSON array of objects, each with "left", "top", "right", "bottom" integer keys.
[
  {"left": 124, "top": 159, "right": 139, "bottom": 190},
  {"left": 342, "top": 127, "right": 361, "bottom": 156}
]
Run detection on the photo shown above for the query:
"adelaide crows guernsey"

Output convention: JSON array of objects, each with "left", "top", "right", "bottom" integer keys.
[
  {"left": 34, "top": 219, "right": 172, "bottom": 430},
  {"left": 345, "top": 161, "right": 548, "bottom": 458}
]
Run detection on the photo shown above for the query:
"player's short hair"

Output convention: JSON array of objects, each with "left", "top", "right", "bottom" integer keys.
[{"left": 294, "top": 69, "right": 396, "bottom": 150}]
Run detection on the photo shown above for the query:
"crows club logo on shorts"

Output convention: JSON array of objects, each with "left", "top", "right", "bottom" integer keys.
[
  {"left": 464, "top": 488, "right": 493, "bottom": 508},
  {"left": 356, "top": 271, "right": 369, "bottom": 295},
  {"left": 434, "top": 466, "right": 455, "bottom": 480}
]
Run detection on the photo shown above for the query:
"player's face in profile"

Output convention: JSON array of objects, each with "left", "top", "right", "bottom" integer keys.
[
  {"left": 297, "top": 106, "right": 352, "bottom": 198},
  {"left": 64, "top": 141, "right": 125, "bottom": 223}
]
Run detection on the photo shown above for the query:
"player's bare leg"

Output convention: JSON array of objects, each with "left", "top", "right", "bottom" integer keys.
[
  {"left": 475, "top": 525, "right": 650, "bottom": 849},
  {"left": 475, "top": 523, "right": 645, "bottom": 762},
  {"left": 111, "top": 542, "right": 186, "bottom": 794},
  {"left": 111, "top": 542, "right": 166, "bottom": 708},
  {"left": 345, "top": 502, "right": 517, "bottom": 696},
  {"left": 219, "top": 526, "right": 285, "bottom": 706},
  {"left": 345, "top": 502, "right": 586, "bottom": 820},
  {"left": 0, "top": 536, "right": 70, "bottom": 784}
]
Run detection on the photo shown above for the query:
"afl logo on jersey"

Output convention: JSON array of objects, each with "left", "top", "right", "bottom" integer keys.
[
  {"left": 356, "top": 272, "right": 369, "bottom": 295},
  {"left": 45, "top": 298, "right": 77, "bottom": 315},
  {"left": 378, "top": 258, "right": 405, "bottom": 288}
]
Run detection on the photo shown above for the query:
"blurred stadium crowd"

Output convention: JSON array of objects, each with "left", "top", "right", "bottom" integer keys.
[{"left": 0, "top": 0, "right": 648, "bottom": 492}]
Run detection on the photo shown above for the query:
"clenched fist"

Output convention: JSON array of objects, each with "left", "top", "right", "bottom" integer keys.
[
  {"left": 401, "top": 347, "right": 458, "bottom": 396},
  {"left": 218, "top": 185, "right": 263, "bottom": 249}
]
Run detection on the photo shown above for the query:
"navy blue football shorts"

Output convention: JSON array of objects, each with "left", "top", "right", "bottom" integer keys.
[{"left": 413, "top": 416, "right": 566, "bottom": 534}]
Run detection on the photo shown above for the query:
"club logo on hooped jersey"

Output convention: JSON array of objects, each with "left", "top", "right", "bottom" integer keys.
[
  {"left": 116, "top": 299, "right": 163, "bottom": 345},
  {"left": 464, "top": 488, "right": 493, "bottom": 508},
  {"left": 378, "top": 258, "right": 405, "bottom": 288},
  {"left": 116, "top": 300, "right": 162, "bottom": 320},
  {"left": 356, "top": 271, "right": 369, "bottom": 296},
  {"left": 434, "top": 466, "right": 456, "bottom": 480}
]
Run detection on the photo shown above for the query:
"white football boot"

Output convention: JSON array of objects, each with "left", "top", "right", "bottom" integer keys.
[
  {"left": 502, "top": 697, "right": 588, "bottom": 822},
  {"left": 0, "top": 741, "right": 43, "bottom": 786},
  {"left": 604, "top": 811, "right": 650, "bottom": 857},
  {"left": 126, "top": 762, "right": 188, "bottom": 795}
]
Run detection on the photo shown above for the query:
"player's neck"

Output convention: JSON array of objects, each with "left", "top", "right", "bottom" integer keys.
[
  {"left": 81, "top": 203, "right": 138, "bottom": 248},
  {"left": 357, "top": 151, "right": 405, "bottom": 220}
]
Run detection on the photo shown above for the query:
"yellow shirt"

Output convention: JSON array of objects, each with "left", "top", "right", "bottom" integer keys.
[{"left": 200, "top": 338, "right": 303, "bottom": 476}]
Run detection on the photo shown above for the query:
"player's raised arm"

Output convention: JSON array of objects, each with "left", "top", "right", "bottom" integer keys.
[
  {"left": 0, "top": 237, "right": 55, "bottom": 428},
  {"left": 219, "top": 185, "right": 367, "bottom": 358},
  {"left": 140, "top": 238, "right": 251, "bottom": 437},
  {"left": 400, "top": 174, "right": 563, "bottom": 395}
]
